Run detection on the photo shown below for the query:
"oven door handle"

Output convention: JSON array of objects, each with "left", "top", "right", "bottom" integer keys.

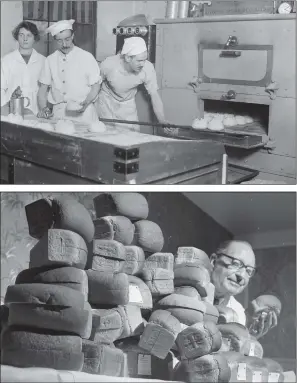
[{"left": 220, "top": 50, "right": 242, "bottom": 58}]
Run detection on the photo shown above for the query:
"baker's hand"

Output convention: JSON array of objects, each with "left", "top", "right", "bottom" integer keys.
[
  {"left": 11, "top": 86, "right": 22, "bottom": 99},
  {"left": 161, "top": 121, "right": 179, "bottom": 136},
  {"left": 37, "top": 107, "right": 53, "bottom": 119},
  {"left": 77, "top": 101, "right": 88, "bottom": 113},
  {"left": 252, "top": 311, "right": 278, "bottom": 339}
]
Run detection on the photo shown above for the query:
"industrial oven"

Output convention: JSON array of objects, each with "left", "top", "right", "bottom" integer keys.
[
  {"left": 154, "top": 14, "right": 296, "bottom": 183},
  {"left": 113, "top": 15, "right": 157, "bottom": 133}
]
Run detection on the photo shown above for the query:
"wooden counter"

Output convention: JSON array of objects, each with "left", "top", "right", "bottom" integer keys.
[{"left": 0, "top": 117, "right": 230, "bottom": 185}]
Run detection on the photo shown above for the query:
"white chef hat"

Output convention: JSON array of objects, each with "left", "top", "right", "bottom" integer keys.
[
  {"left": 121, "top": 37, "right": 147, "bottom": 56},
  {"left": 46, "top": 19, "right": 75, "bottom": 37}
]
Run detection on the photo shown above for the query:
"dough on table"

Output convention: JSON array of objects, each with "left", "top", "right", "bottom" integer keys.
[
  {"left": 66, "top": 100, "right": 82, "bottom": 112},
  {"left": 37, "top": 122, "right": 55, "bottom": 131},
  {"left": 208, "top": 117, "right": 224, "bottom": 131},
  {"left": 192, "top": 118, "right": 208, "bottom": 130},
  {"left": 55, "top": 119, "right": 76, "bottom": 135},
  {"left": 7, "top": 113, "right": 23, "bottom": 124},
  {"left": 89, "top": 120, "right": 106, "bottom": 133}
]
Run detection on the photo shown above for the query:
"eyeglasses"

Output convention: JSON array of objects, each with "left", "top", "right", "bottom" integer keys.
[{"left": 216, "top": 253, "right": 256, "bottom": 278}]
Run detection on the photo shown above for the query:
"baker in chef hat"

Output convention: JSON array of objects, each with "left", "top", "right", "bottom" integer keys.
[
  {"left": 47, "top": 19, "right": 75, "bottom": 53},
  {"left": 121, "top": 37, "right": 148, "bottom": 72}
]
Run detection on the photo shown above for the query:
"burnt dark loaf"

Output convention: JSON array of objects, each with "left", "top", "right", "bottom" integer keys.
[
  {"left": 25, "top": 196, "right": 95, "bottom": 243},
  {"left": 115, "top": 337, "right": 176, "bottom": 380},
  {"left": 121, "top": 246, "right": 145, "bottom": 275},
  {"left": 155, "top": 293, "right": 206, "bottom": 326},
  {"left": 175, "top": 247, "right": 212, "bottom": 273},
  {"left": 94, "top": 193, "right": 149, "bottom": 221},
  {"left": 82, "top": 339, "right": 127, "bottom": 376},
  {"left": 29, "top": 229, "right": 88, "bottom": 269},
  {"left": 15, "top": 266, "right": 88, "bottom": 299},
  {"left": 173, "top": 353, "right": 231, "bottom": 383},
  {"left": 87, "top": 270, "right": 129, "bottom": 306},
  {"left": 4, "top": 283, "right": 85, "bottom": 308},
  {"left": 1, "top": 326, "right": 83, "bottom": 370},
  {"left": 176, "top": 321, "right": 222, "bottom": 360},
  {"left": 92, "top": 239, "right": 126, "bottom": 272},
  {"left": 218, "top": 352, "right": 270, "bottom": 383},
  {"left": 91, "top": 305, "right": 145, "bottom": 343},
  {"left": 217, "top": 323, "right": 250, "bottom": 353},
  {"left": 132, "top": 220, "right": 164, "bottom": 253},
  {"left": 140, "top": 269, "right": 174, "bottom": 296},
  {"left": 174, "top": 263, "right": 211, "bottom": 298},
  {"left": 216, "top": 305, "right": 240, "bottom": 324},
  {"left": 93, "top": 216, "right": 135, "bottom": 245},
  {"left": 7, "top": 301, "right": 92, "bottom": 339},
  {"left": 138, "top": 309, "right": 181, "bottom": 359}
]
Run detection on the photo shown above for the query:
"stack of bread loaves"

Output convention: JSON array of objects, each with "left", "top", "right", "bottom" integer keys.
[
  {"left": 1, "top": 196, "right": 94, "bottom": 371},
  {"left": 214, "top": 295, "right": 284, "bottom": 383},
  {"left": 91, "top": 192, "right": 177, "bottom": 380}
]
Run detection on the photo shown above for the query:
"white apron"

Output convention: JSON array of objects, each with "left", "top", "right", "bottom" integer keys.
[{"left": 96, "top": 89, "right": 140, "bottom": 132}]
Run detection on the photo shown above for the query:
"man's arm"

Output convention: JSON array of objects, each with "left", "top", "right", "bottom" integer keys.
[
  {"left": 78, "top": 82, "right": 101, "bottom": 113},
  {"left": 37, "top": 83, "right": 52, "bottom": 118},
  {"left": 150, "top": 90, "right": 166, "bottom": 124}
]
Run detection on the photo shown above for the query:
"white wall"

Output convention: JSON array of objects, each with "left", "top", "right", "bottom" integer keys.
[
  {"left": 1, "top": 2, "right": 23, "bottom": 56},
  {"left": 96, "top": 1, "right": 166, "bottom": 61},
  {"left": 235, "top": 228, "right": 296, "bottom": 250}
]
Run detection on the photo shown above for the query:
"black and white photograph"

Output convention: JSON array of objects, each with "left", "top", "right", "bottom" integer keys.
[
  {"left": 0, "top": 1, "right": 296, "bottom": 185},
  {"left": 0, "top": 192, "right": 296, "bottom": 382}
]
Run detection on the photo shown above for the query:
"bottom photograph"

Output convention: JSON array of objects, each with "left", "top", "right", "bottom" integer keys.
[{"left": 0, "top": 192, "right": 296, "bottom": 383}]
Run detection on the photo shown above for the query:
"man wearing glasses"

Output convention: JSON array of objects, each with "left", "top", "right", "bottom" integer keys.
[{"left": 210, "top": 240, "right": 277, "bottom": 339}]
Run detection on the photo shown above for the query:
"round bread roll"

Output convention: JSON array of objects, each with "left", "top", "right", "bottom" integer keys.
[
  {"left": 55, "top": 119, "right": 76, "bottom": 135},
  {"left": 192, "top": 118, "right": 208, "bottom": 130},
  {"left": 208, "top": 117, "right": 224, "bottom": 131},
  {"left": 249, "top": 294, "right": 282, "bottom": 317},
  {"left": 244, "top": 115, "right": 254, "bottom": 124},
  {"left": 235, "top": 115, "right": 247, "bottom": 126},
  {"left": 89, "top": 120, "right": 106, "bottom": 133},
  {"left": 223, "top": 116, "right": 237, "bottom": 127}
]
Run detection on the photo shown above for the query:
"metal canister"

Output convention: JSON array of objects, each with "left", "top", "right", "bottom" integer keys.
[
  {"left": 178, "top": 1, "right": 189, "bottom": 18},
  {"left": 165, "top": 1, "right": 179, "bottom": 18},
  {"left": 9, "top": 97, "right": 30, "bottom": 118}
]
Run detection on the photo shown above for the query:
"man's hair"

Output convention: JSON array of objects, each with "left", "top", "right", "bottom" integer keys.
[
  {"left": 12, "top": 21, "right": 40, "bottom": 42},
  {"left": 215, "top": 240, "right": 254, "bottom": 255}
]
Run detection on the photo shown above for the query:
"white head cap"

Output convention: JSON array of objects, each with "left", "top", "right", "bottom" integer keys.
[
  {"left": 47, "top": 19, "right": 75, "bottom": 37},
  {"left": 121, "top": 37, "right": 147, "bottom": 56}
]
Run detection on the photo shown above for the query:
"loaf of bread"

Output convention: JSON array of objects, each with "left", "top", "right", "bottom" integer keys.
[
  {"left": 174, "top": 263, "right": 211, "bottom": 297},
  {"left": 176, "top": 321, "right": 222, "bottom": 359},
  {"left": 121, "top": 246, "right": 145, "bottom": 275},
  {"left": 93, "top": 193, "right": 149, "bottom": 221},
  {"left": 25, "top": 196, "right": 94, "bottom": 243},
  {"left": 132, "top": 220, "right": 164, "bottom": 253},
  {"left": 93, "top": 216, "right": 135, "bottom": 245},
  {"left": 30, "top": 229, "right": 88, "bottom": 269},
  {"left": 138, "top": 309, "right": 181, "bottom": 359},
  {"left": 175, "top": 247, "right": 212, "bottom": 272}
]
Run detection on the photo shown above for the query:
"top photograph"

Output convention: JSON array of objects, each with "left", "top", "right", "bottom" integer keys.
[{"left": 1, "top": 0, "right": 296, "bottom": 185}]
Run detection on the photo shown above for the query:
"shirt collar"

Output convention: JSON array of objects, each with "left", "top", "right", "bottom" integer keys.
[
  {"left": 14, "top": 48, "right": 40, "bottom": 64},
  {"left": 57, "top": 45, "right": 78, "bottom": 59}
]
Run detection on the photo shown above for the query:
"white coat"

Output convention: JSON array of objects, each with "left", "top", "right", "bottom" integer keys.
[{"left": 1, "top": 49, "right": 45, "bottom": 115}]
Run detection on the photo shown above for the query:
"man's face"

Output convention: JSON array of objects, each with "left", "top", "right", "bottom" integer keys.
[
  {"left": 18, "top": 27, "right": 35, "bottom": 50},
  {"left": 211, "top": 242, "right": 256, "bottom": 297},
  {"left": 55, "top": 29, "right": 74, "bottom": 54},
  {"left": 127, "top": 51, "right": 148, "bottom": 73}
]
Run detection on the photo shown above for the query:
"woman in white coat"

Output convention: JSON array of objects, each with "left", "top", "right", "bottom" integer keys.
[{"left": 1, "top": 21, "right": 45, "bottom": 115}]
